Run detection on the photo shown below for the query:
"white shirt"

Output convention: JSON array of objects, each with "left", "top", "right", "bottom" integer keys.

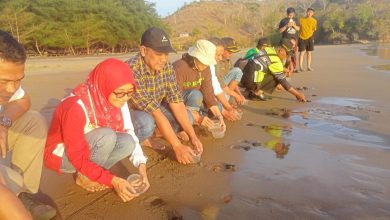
[
  {"left": 9, "top": 87, "right": 25, "bottom": 102},
  {"left": 209, "top": 65, "right": 224, "bottom": 95}
]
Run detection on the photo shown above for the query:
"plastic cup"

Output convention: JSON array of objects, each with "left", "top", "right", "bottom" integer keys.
[
  {"left": 208, "top": 127, "right": 225, "bottom": 139},
  {"left": 208, "top": 120, "right": 225, "bottom": 139},
  {"left": 234, "top": 109, "right": 243, "bottom": 120},
  {"left": 192, "top": 152, "right": 202, "bottom": 163},
  {"left": 126, "top": 174, "right": 148, "bottom": 196}
]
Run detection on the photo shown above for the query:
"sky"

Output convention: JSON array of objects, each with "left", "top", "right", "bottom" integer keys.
[{"left": 147, "top": 0, "right": 195, "bottom": 17}]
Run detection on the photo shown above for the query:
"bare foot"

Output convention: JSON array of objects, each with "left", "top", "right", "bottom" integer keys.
[
  {"left": 76, "top": 173, "right": 108, "bottom": 192},
  {"left": 177, "top": 131, "right": 190, "bottom": 142},
  {"left": 141, "top": 138, "right": 166, "bottom": 150}
]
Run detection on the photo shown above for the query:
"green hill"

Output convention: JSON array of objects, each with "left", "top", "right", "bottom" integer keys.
[
  {"left": 164, "top": 0, "right": 285, "bottom": 49},
  {"left": 164, "top": 0, "right": 390, "bottom": 50}
]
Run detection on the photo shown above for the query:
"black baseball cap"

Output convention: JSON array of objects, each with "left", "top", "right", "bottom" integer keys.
[
  {"left": 221, "top": 37, "right": 240, "bottom": 53},
  {"left": 141, "top": 27, "right": 176, "bottom": 53},
  {"left": 286, "top": 7, "right": 295, "bottom": 14},
  {"left": 279, "top": 38, "right": 294, "bottom": 55}
]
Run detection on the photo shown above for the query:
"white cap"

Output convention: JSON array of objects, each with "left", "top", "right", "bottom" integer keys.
[{"left": 188, "top": 40, "right": 217, "bottom": 66}]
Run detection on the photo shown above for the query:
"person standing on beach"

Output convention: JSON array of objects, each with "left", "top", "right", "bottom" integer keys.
[
  {"left": 298, "top": 8, "right": 317, "bottom": 72},
  {"left": 0, "top": 30, "right": 56, "bottom": 220},
  {"left": 279, "top": 7, "right": 300, "bottom": 72},
  {"left": 44, "top": 58, "right": 149, "bottom": 202},
  {"left": 173, "top": 39, "right": 227, "bottom": 132},
  {"left": 241, "top": 39, "right": 306, "bottom": 102},
  {"left": 126, "top": 27, "right": 203, "bottom": 165}
]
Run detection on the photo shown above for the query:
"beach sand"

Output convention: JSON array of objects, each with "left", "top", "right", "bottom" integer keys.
[{"left": 22, "top": 44, "right": 390, "bottom": 219}]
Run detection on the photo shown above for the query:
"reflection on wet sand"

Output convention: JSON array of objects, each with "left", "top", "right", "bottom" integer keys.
[
  {"left": 215, "top": 96, "right": 390, "bottom": 219},
  {"left": 361, "top": 44, "right": 390, "bottom": 72}
]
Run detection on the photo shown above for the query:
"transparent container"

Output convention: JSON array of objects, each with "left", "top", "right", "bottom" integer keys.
[
  {"left": 234, "top": 109, "right": 243, "bottom": 120},
  {"left": 208, "top": 120, "right": 225, "bottom": 139},
  {"left": 192, "top": 152, "right": 202, "bottom": 163},
  {"left": 126, "top": 174, "right": 148, "bottom": 196}
]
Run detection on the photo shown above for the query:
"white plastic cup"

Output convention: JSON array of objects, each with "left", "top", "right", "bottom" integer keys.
[
  {"left": 234, "top": 109, "right": 243, "bottom": 120},
  {"left": 126, "top": 174, "right": 148, "bottom": 196},
  {"left": 208, "top": 120, "right": 225, "bottom": 139},
  {"left": 192, "top": 152, "right": 202, "bottom": 163}
]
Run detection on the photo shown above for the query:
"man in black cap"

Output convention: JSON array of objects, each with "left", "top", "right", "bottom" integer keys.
[
  {"left": 241, "top": 39, "right": 306, "bottom": 102},
  {"left": 125, "top": 27, "right": 203, "bottom": 165},
  {"left": 279, "top": 7, "right": 300, "bottom": 72}
]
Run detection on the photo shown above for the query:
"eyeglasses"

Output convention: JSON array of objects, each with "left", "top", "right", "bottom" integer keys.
[{"left": 112, "top": 91, "right": 134, "bottom": 98}]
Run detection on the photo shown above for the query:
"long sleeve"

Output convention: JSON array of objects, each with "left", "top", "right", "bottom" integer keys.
[
  {"left": 200, "top": 69, "right": 218, "bottom": 108},
  {"left": 209, "top": 65, "right": 224, "bottom": 95},
  {"left": 121, "top": 103, "right": 147, "bottom": 167},
  {"left": 61, "top": 101, "right": 114, "bottom": 187}
]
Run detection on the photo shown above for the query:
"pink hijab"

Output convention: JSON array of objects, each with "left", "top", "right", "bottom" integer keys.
[{"left": 72, "top": 58, "right": 136, "bottom": 132}]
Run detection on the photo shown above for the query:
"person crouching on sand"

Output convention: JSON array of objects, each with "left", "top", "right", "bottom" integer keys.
[
  {"left": 44, "top": 58, "right": 149, "bottom": 202},
  {"left": 241, "top": 39, "right": 306, "bottom": 102},
  {"left": 173, "top": 40, "right": 226, "bottom": 133}
]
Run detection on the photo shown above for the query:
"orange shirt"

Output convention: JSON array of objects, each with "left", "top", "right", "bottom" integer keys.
[{"left": 299, "top": 17, "right": 317, "bottom": 40}]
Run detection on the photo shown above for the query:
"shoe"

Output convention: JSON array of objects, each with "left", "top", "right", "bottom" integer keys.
[
  {"left": 18, "top": 193, "right": 57, "bottom": 220},
  {"left": 308, "top": 67, "right": 314, "bottom": 71}
]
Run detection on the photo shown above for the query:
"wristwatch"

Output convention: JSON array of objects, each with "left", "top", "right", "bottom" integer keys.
[{"left": 0, "top": 115, "right": 12, "bottom": 128}]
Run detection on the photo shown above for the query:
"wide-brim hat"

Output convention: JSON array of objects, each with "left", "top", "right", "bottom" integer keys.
[{"left": 188, "top": 40, "right": 217, "bottom": 66}]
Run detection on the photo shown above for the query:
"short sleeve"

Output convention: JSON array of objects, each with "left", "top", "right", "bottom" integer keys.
[{"left": 165, "top": 65, "right": 183, "bottom": 103}]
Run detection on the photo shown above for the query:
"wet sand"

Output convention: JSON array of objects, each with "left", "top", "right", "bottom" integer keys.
[{"left": 22, "top": 44, "right": 390, "bottom": 219}]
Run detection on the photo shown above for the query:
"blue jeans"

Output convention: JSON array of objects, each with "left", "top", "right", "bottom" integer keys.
[
  {"left": 61, "top": 127, "right": 135, "bottom": 172},
  {"left": 182, "top": 90, "right": 222, "bottom": 117},
  {"left": 223, "top": 67, "right": 243, "bottom": 86},
  {"left": 130, "top": 103, "right": 194, "bottom": 142}
]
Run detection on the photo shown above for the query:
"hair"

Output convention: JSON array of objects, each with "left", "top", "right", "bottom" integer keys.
[
  {"left": 307, "top": 7, "right": 315, "bottom": 12},
  {"left": 286, "top": 7, "right": 295, "bottom": 15},
  {"left": 0, "top": 30, "right": 26, "bottom": 64},
  {"left": 182, "top": 53, "right": 196, "bottom": 69},
  {"left": 207, "top": 37, "right": 224, "bottom": 48},
  {"left": 256, "top": 38, "right": 270, "bottom": 49}
]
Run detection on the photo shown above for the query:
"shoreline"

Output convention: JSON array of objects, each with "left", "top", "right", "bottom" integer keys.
[{"left": 23, "top": 44, "right": 390, "bottom": 219}]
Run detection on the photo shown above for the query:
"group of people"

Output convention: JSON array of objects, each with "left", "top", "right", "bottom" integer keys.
[{"left": 0, "top": 6, "right": 316, "bottom": 220}]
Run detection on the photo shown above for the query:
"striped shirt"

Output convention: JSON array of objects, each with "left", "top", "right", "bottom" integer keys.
[{"left": 125, "top": 53, "right": 183, "bottom": 113}]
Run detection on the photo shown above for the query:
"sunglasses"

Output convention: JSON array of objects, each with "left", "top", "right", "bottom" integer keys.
[{"left": 112, "top": 91, "right": 134, "bottom": 98}]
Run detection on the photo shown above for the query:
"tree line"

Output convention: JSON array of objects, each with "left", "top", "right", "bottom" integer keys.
[
  {"left": 0, "top": 0, "right": 166, "bottom": 56},
  {"left": 313, "top": 0, "right": 390, "bottom": 43}
]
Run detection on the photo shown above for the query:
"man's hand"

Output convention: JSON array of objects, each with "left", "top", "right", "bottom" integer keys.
[
  {"left": 190, "top": 135, "right": 203, "bottom": 154},
  {"left": 111, "top": 176, "right": 137, "bottom": 202},
  {"left": 219, "top": 117, "right": 227, "bottom": 133},
  {"left": 200, "top": 116, "right": 215, "bottom": 128},
  {"left": 234, "top": 95, "right": 245, "bottom": 105},
  {"left": 0, "top": 126, "right": 8, "bottom": 159},
  {"left": 296, "top": 93, "right": 307, "bottom": 102},
  {"left": 173, "top": 144, "right": 195, "bottom": 164},
  {"left": 222, "top": 108, "right": 239, "bottom": 121},
  {"left": 138, "top": 164, "right": 150, "bottom": 193}
]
